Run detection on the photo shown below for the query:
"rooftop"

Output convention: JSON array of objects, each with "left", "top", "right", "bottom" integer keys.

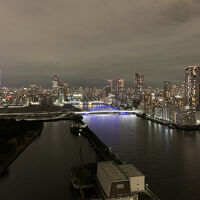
[
  {"left": 98, "top": 161, "right": 144, "bottom": 182},
  {"left": 119, "top": 164, "right": 144, "bottom": 177},
  {"left": 99, "top": 161, "right": 127, "bottom": 181}
]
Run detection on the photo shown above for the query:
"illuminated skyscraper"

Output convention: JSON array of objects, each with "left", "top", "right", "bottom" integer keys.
[
  {"left": 118, "top": 79, "right": 125, "bottom": 92},
  {"left": 134, "top": 73, "right": 144, "bottom": 99},
  {"left": 58, "top": 82, "right": 69, "bottom": 102},
  {"left": 52, "top": 75, "right": 59, "bottom": 90},
  {"left": 184, "top": 65, "right": 200, "bottom": 109},
  {"left": 107, "top": 79, "right": 125, "bottom": 106},
  {"left": 51, "top": 75, "right": 60, "bottom": 102},
  {"left": 164, "top": 81, "right": 171, "bottom": 100},
  {"left": 107, "top": 80, "right": 113, "bottom": 93},
  {"left": 107, "top": 79, "right": 124, "bottom": 93}
]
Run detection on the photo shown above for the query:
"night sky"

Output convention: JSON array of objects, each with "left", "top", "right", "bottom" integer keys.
[{"left": 1, "top": 0, "right": 200, "bottom": 88}]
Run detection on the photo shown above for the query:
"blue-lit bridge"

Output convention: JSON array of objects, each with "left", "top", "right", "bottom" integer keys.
[
  {"left": 75, "top": 105, "right": 141, "bottom": 115},
  {"left": 66, "top": 101, "right": 105, "bottom": 105}
]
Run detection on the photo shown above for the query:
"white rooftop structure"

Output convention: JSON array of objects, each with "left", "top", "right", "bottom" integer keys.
[
  {"left": 99, "top": 161, "right": 128, "bottom": 182},
  {"left": 119, "top": 164, "right": 144, "bottom": 177},
  {"left": 97, "top": 161, "right": 145, "bottom": 199}
]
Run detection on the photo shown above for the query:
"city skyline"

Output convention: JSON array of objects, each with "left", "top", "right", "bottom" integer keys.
[
  {"left": 1, "top": 0, "right": 200, "bottom": 87},
  {"left": 0, "top": 66, "right": 190, "bottom": 89},
  {"left": 1, "top": 1, "right": 200, "bottom": 200}
]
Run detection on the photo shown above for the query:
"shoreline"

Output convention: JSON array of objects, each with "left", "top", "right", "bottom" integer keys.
[
  {"left": 142, "top": 114, "right": 200, "bottom": 131},
  {"left": 79, "top": 121, "right": 160, "bottom": 200},
  {"left": 126, "top": 111, "right": 200, "bottom": 131},
  {"left": 0, "top": 128, "right": 43, "bottom": 175},
  {"left": 0, "top": 112, "right": 159, "bottom": 199}
]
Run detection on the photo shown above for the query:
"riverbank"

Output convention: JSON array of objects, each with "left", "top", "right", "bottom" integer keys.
[
  {"left": 0, "top": 104, "right": 78, "bottom": 113},
  {"left": 0, "top": 120, "right": 43, "bottom": 175},
  {"left": 78, "top": 121, "right": 160, "bottom": 200},
  {"left": 128, "top": 111, "right": 200, "bottom": 131},
  {"left": 0, "top": 104, "right": 80, "bottom": 121},
  {"left": 144, "top": 115, "right": 200, "bottom": 130}
]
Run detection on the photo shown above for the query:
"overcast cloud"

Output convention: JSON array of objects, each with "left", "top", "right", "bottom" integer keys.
[{"left": 0, "top": 0, "right": 200, "bottom": 88}]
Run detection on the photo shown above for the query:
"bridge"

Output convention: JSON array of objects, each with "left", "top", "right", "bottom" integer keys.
[
  {"left": 75, "top": 105, "right": 139, "bottom": 115},
  {"left": 66, "top": 101, "right": 105, "bottom": 105}
]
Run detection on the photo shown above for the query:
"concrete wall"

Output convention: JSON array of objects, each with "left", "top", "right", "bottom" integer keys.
[
  {"left": 97, "top": 163, "right": 111, "bottom": 198},
  {"left": 110, "top": 181, "right": 131, "bottom": 198},
  {"left": 130, "top": 176, "right": 145, "bottom": 193}
]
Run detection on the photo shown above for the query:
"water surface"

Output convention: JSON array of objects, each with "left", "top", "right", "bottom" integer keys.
[
  {"left": 83, "top": 114, "right": 200, "bottom": 200},
  {"left": 0, "top": 120, "right": 96, "bottom": 200}
]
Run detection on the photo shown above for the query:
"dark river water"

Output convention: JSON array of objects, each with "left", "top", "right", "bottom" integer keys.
[
  {"left": 83, "top": 114, "right": 200, "bottom": 200},
  {"left": 0, "top": 120, "right": 97, "bottom": 200},
  {"left": 0, "top": 105, "right": 200, "bottom": 200}
]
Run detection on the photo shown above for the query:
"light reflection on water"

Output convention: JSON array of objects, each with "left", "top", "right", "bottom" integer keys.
[{"left": 81, "top": 106, "right": 200, "bottom": 200}]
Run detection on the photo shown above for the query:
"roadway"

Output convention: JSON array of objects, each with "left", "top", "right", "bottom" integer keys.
[{"left": 75, "top": 110, "right": 141, "bottom": 115}]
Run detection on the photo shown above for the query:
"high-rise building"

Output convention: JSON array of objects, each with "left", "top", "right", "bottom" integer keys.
[
  {"left": 51, "top": 75, "right": 60, "bottom": 102},
  {"left": 58, "top": 82, "right": 69, "bottom": 102},
  {"left": 107, "top": 79, "right": 124, "bottom": 93},
  {"left": 184, "top": 65, "right": 200, "bottom": 109},
  {"left": 134, "top": 73, "right": 144, "bottom": 99},
  {"left": 118, "top": 79, "right": 125, "bottom": 92},
  {"left": 107, "top": 79, "right": 125, "bottom": 106},
  {"left": 164, "top": 81, "right": 171, "bottom": 100},
  {"left": 52, "top": 75, "right": 59, "bottom": 90}
]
